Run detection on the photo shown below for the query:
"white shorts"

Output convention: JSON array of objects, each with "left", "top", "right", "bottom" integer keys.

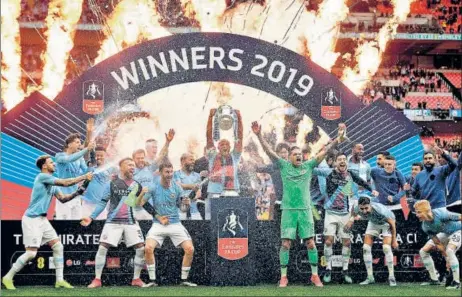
[
  {"left": 22, "top": 216, "right": 59, "bottom": 248},
  {"left": 180, "top": 211, "right": 203, "bottom": 220},
  {"left": 365, "top": 221, "right": 392, "bottom": 238},
  {"left": 146, "top": 223, "right": 191, "bottom": 247},
  {"left": 55, "top": 197, "right": 82, "bottom": 220},
  {"left": 99, "top": 223, "right": 144, "bottom": 248},
  {"left": 81, "top": 200, "right": 107, "bottom": 220},
  {"left": 134, "top": 207, "right": 153, "bottom": 221},
  {"left": 324, "top": 212, "right": 350, "bottom": 239},
  {"left": 426, "top": 231, "right": 461, "bottom": 250}
]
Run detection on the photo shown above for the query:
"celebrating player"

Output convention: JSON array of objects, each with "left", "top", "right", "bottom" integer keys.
[
  {"left": 2, "top": 156, "right": 92, "bottom": 290},
  {"left": 55, "top": 118, "right": 95, "bottom": 220},
  {"left": 414, "top": 200, "right": 461, "bottom": 289},
  {"left": 137, "top": 161, "right": 197, "bottom": 287},
  {"left": 412, "top": 145, "right": 457, "bottom": 209},
  {"left": 82, "top": 158, "right": 156, "bottom": 288},
  {"left": 252, "top": 121, "right": 347, "bottom": 288},
  {"left": 81, "top": 146, "right": 116, "bottom": 219},
  {"left": 370, "top": 155, "right": 409, "bottom": 206},
  {"left": 314, "top": 152, "right": 379, "bottom": 284},
  {"left": 133, "top": 129, "right": 175, "bottom": 220},
  {"left": 344, "top": 196, "right": 398, "bottom": 286},
  {"left": 174, "top": 153, "right": 203, "bottom": 220}
]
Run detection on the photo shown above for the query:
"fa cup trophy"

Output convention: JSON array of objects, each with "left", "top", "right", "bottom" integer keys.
[{"left": 213, "top": 105, "right": 239, "bottom": 141}]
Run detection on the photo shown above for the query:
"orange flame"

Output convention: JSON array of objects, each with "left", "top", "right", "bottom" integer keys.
[
  {"left": 180, "top": 0, "right": 227, "bottom": 32},
  {"left": 40, "top": 0, "right": 84, "bottom": 99},
  {"left": 94, "top": 0, "right": 171, "bottom": 64},
  {"left": 303, "top": 0, "right": 349, "bottom": 71},
  {"left": 211, "top": 82, "right": 232, "bottom": 105},
  {"left": 296, "top": 115, "right": 312, "bottom": 148},
  {"left": 1, "top": 0, "right": 24, "bottom": 110},
  {"left": 341, "top": 0, "right": 415, "bottom": 95}
]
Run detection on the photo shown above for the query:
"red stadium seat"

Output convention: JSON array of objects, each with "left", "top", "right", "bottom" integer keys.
[{"left": 442, "top": 72, "right": 462, "bottom": 88}]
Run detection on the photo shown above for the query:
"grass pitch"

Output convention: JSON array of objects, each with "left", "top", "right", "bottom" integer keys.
[{"left": 1, "top": 284, "right": 460, "bottom": 296}]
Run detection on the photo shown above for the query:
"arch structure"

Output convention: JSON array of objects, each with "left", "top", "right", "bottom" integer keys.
[{"left": 2, "top": 33, "right": 423, "bottom": 193}]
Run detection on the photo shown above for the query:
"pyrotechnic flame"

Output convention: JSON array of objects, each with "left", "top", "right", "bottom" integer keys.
[
  {"left": 95, "top": 0, "right": 170, "bottom": 64},
  {"left": 296, "top": 115, "right": 312, "bottom": 148},
  {"left": 341, "top": 0, "right": 415, "bottom": 95},
  {"left": 1, "top": 0, "right": 24, "bottom": 110},
  {"left": 303, "top": 0, "right": 349, "bottom": 71},
  {"left": 180, "top": 0, "right": 227, "bottom": 32},
  {"left": 212, "top": 82, "right": 232, "bottom": 106},
  {"left": 40, "top": 0, "right": 84, "bottom": 99}
]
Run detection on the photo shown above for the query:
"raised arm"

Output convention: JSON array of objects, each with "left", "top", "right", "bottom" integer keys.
[
  {"left": 251, "top": 121, "right": 279, "bottom": 161},
  {"left": 56, "top": 148, "right": 89, "bottom": 163},
  {"left": 54, "top": 172, "right": 93, "bottom": 187},
  {"left": 433, "top": 145, "right": 457, "bottom": 177},
  {"left": 154, "top": 129, "right": 175, "bottom": 165},
  {"left": 313, "top": 167, "right": 333, "bottom": 177},
  {"left": 84, "top": 118, "right": 95, "bottom": 147},
  {"left": 234, "top": 110, "right": 243, "bottom": 153},
  {"left": 315, "top": 123, "right": 347, "bottom": 164},
  {"left": 206, "top": 109, "right": 216, "bottom": 149}
]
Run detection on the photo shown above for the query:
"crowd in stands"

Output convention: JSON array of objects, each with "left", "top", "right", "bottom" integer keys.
[
  {"left": 421, "top": 133, "right": 462, "bottom": 153},
  {"left": 429, "top": 0, "right": 462, "bottom": 34},
  {"left": 359, "top": 63, "right": 447, "bottom": 105}
]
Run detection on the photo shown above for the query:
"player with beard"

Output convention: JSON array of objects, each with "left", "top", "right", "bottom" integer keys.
[
  {"left": 411, "top": 145, "right": 457, "bottom": 209},
  {"left": 174, "top": 153, "right": 202, "bottom": 220},
  {"left": 138, "top": 161, "right": 197, "bottom": 287},
  {"left": 132, "top": 129, "right": 175, "bottom": 220},
  {"left": 314, "top": 152, "right": 379, "bottom": 284},
  {"left": 252, "top": 121, "right": 347, "bottom": 288},
  {"left": 205, "top": 109, "right": 243, "bottom": 219},
  {"left": 344, "top": 196, "right": 398, "bottom": 287},
  {"left": 2, "top": 156, "right": 92, "bottom": 290},
  {"left": 415, "top": 200, "right": 461, "bottom": 289},
  {"left": 81, "top": 147, "right": 117, "bottom": 219},
  {"left": 82, "top": 158, "right": 156, "bottom": 288},
  {"left": 55, "top": 119, "right": 95, "bottom": 220},
  {"left": 376, "top": 151, "right": 390, "bottom": 169}
]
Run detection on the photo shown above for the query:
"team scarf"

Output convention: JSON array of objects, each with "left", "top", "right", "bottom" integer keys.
[{"left": 210, "top": 154, "right": 235, "bottom": 189}]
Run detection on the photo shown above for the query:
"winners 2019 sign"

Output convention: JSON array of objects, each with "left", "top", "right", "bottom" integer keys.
[{"left": 2, "top": 33, "right": 423, "bottom": 177}]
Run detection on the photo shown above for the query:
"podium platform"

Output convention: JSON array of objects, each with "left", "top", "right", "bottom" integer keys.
[{"left": 209, "top": 197, "right": 256, "bottom": 286}]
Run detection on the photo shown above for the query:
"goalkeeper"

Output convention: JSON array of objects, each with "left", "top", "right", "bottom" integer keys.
[
  {"left": 81, "top": 157, "right": 156, "bottom": 288},
  {"left": 251, "top": 121, "right": 347, "bottom": 288}
]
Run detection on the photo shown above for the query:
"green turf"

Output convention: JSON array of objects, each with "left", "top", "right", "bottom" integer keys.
[{"left": 1, "top": 284, "right": 460, "bottom": 296}]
